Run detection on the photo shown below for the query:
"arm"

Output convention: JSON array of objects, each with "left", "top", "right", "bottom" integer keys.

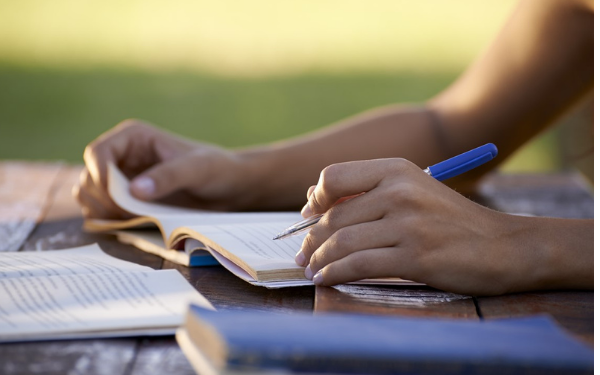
[
  {"left": 291, "top": 0, "right": 593, "bottom": 294},
  {"left": 239, "top": 0, "right": 593, "bottom": 208},
  {"left": 76, "top": 0, "right": 592, "bottom": 215}
]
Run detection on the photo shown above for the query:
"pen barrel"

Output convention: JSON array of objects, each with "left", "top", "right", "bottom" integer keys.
[{"left": 428, "top": 143, "right": 498, "bottom": 181}]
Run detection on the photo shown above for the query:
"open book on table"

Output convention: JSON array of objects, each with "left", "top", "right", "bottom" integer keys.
[
  {"left": 0, "top": 244, "right": 213, "bottom": 343},
  {"left": 84, "top": 164, "right": 416, "bottom": 288}
]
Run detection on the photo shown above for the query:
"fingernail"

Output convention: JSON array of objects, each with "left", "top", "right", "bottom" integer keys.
[
  {"left": 313, "top": 270, "right": 324, "bottom": 286},
  {"left": 304, "top": 265, "right": 314, "bottom": 280},
  {"left": 295, "top": 250, "right": 306, "bottom": 266},
  {"left": 301, "top": 203, "right": 313, "bottom": 218},
  {"left": 132, "top": 177, "right": 155, "bottom": 197}
]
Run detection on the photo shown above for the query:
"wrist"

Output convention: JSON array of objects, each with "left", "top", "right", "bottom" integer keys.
[
  {"left": 501, "top": 215, "right": 593, "bottom": 293},
  {"left": 234, "top": 146, "right": 306, "bottom": 210}
]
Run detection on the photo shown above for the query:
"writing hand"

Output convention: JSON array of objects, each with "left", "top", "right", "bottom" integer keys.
[{"left": 295, "top": 158, "right": 533, "bottom": 296}]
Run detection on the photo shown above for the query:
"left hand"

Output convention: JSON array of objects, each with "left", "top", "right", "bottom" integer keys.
[{"left": 294, "top": 158, "right": 530, "bottom": 296}]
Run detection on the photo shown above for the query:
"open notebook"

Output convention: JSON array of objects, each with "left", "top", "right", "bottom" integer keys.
[
  {"left": 0, "top": 244, "right": 213, "bottom": 343},
  {"left": 85, "top": 165, "right": 416, "bottom": 288}
]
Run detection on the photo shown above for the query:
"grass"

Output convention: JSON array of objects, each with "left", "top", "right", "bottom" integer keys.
[
  {"left": 0, "top": 64, "right": 457, "bottom": 161},
  {"left": 0, "top": 0, "right": 566, "bottom": 173}
]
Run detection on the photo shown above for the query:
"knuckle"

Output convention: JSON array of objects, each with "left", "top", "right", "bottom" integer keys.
[
  {"left": 83, "top": 144, "right": 97, "bottom": 162},
  {"left": 319, "top": 164, "right": 342, "bottom": 191},
  {"left": 71, "top": 184, "right": 82, "bottom": 201},
  {"left": 302, "top": 232, "right": 320, "bottom": 254},
  {"left": 346, "top": 254, "right": 370, "bottom": 277},
  {"left": 156, "top": 166, "right": 181, "bottom": 187},
  {"left": 330, "top": 228, "right": 354, "bottom": 251},
  {"left": 78, "top": 168, "right": 89, "bottom": 185},
  {"left": 318, "top": 212, "right": 336, "bottom": 232},
  {"left": 116, "top": 118, "right": 146, "bottom": 131},
  {"left": 400, "top": 182, "right": 419, "bottom": 200},
  {"left": 310, "top": 248, "right": 326, "bottom": 270},
  {"left": 388, "top": 182, "right": 421, "bottom": 207},
  {"left": 393, "top": 158, "right": 411, "bottom": 173},
  {"left": 324, "top": 204, "right": 345, "bottom": 224}
]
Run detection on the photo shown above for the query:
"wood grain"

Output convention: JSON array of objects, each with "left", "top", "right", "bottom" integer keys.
[
  {"left": 1, "top": 163, "right": 593, "bottom": 375},
  {"left": 0, "top": 163, "right": 149, "bottom": 375},
  {"left": 0, "top": 339, "right": 137, "bottom": 375},
  {"left": 0, "top": 162, "right": 62, "bottom": 251},
  {"left": 163, "top": 261, "right": 314, "bottom": 312},
  {"left": 476, "top": 291, "right": 594, "bottom": 345},
  {"left": 129, "top": 338, "right": 195, "bottom": 375},
  {"left": 476, "top": 172, "right": 593, "bottom": 219},
  {"left": 476, "top": 172, "right": 594, "bottom": 344},
  {"left": 316, "top": 285, "right": 478, "bottom": 319}
]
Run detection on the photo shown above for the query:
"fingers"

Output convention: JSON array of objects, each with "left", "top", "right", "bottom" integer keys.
[
  {"left": 306, "top": 185, "right": 316, "bottom": 200},
  {"left": 129, "top": 149, "right": 222, "bottom": 201},
  {"left": 73, "top": 169, "right": 131, "bottom": 219},
  {"left": 83, "top": 119, "right": 157, "bottom": 190},
  {"left": 295, "top": 158, "right": 430, "bottom": 285},
  {"left": 129, "top": 157, "right": 196, "bottom": 200},
  {"left": 303, "top": 220, "right": 402, "bottom": 281},
  {"left": 312, "top": 247, "right": 409, "bottom": 286},
  {"left": 296, "top": 190, "right": 386, "bottom": 265},
  {"left": 306, "top": 159, "right": 417, "bottom": 216},
  {"left": 72, "top": 184, "right": 111, "bottom": 219}
]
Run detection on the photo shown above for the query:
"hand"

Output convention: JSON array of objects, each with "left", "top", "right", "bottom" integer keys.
[
  {"left": 295, "top": 158, "right": 535, "bottom": 296},
  {"left": 73, "top": 119, "right": 260, "bottom": 219}
]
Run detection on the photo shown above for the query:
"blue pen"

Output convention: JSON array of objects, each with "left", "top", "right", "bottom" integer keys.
[{"left": 273, "top": 143, "right": 498, "bottom": 240}]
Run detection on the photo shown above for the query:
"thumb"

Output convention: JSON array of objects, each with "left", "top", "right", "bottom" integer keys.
[{"left": 130, "top": 157, "right": 195, "bottom": 200}]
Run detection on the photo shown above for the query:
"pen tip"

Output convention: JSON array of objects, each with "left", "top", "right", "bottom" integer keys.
[{"left": 273, "top": 231, "right": 289, "bottom": 240}]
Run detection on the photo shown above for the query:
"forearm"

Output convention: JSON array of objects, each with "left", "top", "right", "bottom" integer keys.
[
  {"left": 430, "top": 0, "right": 593, "bottom": 172},
  {"left": 234, "top": 0, "right": 593, "bottom": 211},
  {"left": 505, "top": 215, "right": 593, "bottom": 293},
  {"left": 237, "top": 105, "right": 447, "bottom": 210}
]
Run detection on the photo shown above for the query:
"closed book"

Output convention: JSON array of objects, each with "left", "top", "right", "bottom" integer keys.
[{"left": 176, "top": 305, "right": 593, "bottom": 375}]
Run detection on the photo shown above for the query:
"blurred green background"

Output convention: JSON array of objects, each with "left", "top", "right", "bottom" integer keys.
[{"left": 0, "top": 0, "right": 592, "bottom": 175}]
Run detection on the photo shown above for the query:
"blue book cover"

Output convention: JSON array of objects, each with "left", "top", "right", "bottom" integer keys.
[
  {"left": 182, "top": 305, "right": 593, "bottom": 374},
  {"left": 188, "top": 252, "right": 220, "bottom": 266}
]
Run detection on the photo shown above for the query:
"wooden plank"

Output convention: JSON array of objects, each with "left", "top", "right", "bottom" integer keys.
[
  {"left": 132, "top": 256, "right": 316, "bottom": 375},
  {"left": 476, "top": 291, "right": 594, "bottom": 345},
  {"left": 19, "top": 164, "right": 164, "bottom": 269},
  {"left": 0, "top": 162, "right": 62, "bottom": 251},
  {"left": 129, "top": 338, "right": 196, "bottom": 375},
  {"left": 0, "top": 340, "right": 137, "bottom": 375},
  {"left": 315, "top": 285, "right": 478, "bottom": 319},
  {"left": 476, "top": 172, "right": 593, "bottom": 219},
  {"left": 476, "top": 172, "right": 594, "bottom": 345},
  {"left": 0, "top": 163, "right": 153, "bottom": 375}
]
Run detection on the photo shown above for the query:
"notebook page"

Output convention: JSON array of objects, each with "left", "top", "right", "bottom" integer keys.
[
  {"left": 186, "top": 222, "right": 306, "bottom": 272},
  {"left": 106, "top": 163, "right": 302, "bottom": 240},
  {"left": 0, "top": 244, "right": 213, "bottom": 341},
  {"left": 0, "top": 243, "right": 151, "bottom": 278}
]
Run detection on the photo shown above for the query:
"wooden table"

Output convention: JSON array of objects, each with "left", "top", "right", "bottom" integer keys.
[{"left": 0, "top": 162, "right": 593, "bottom": 375}]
